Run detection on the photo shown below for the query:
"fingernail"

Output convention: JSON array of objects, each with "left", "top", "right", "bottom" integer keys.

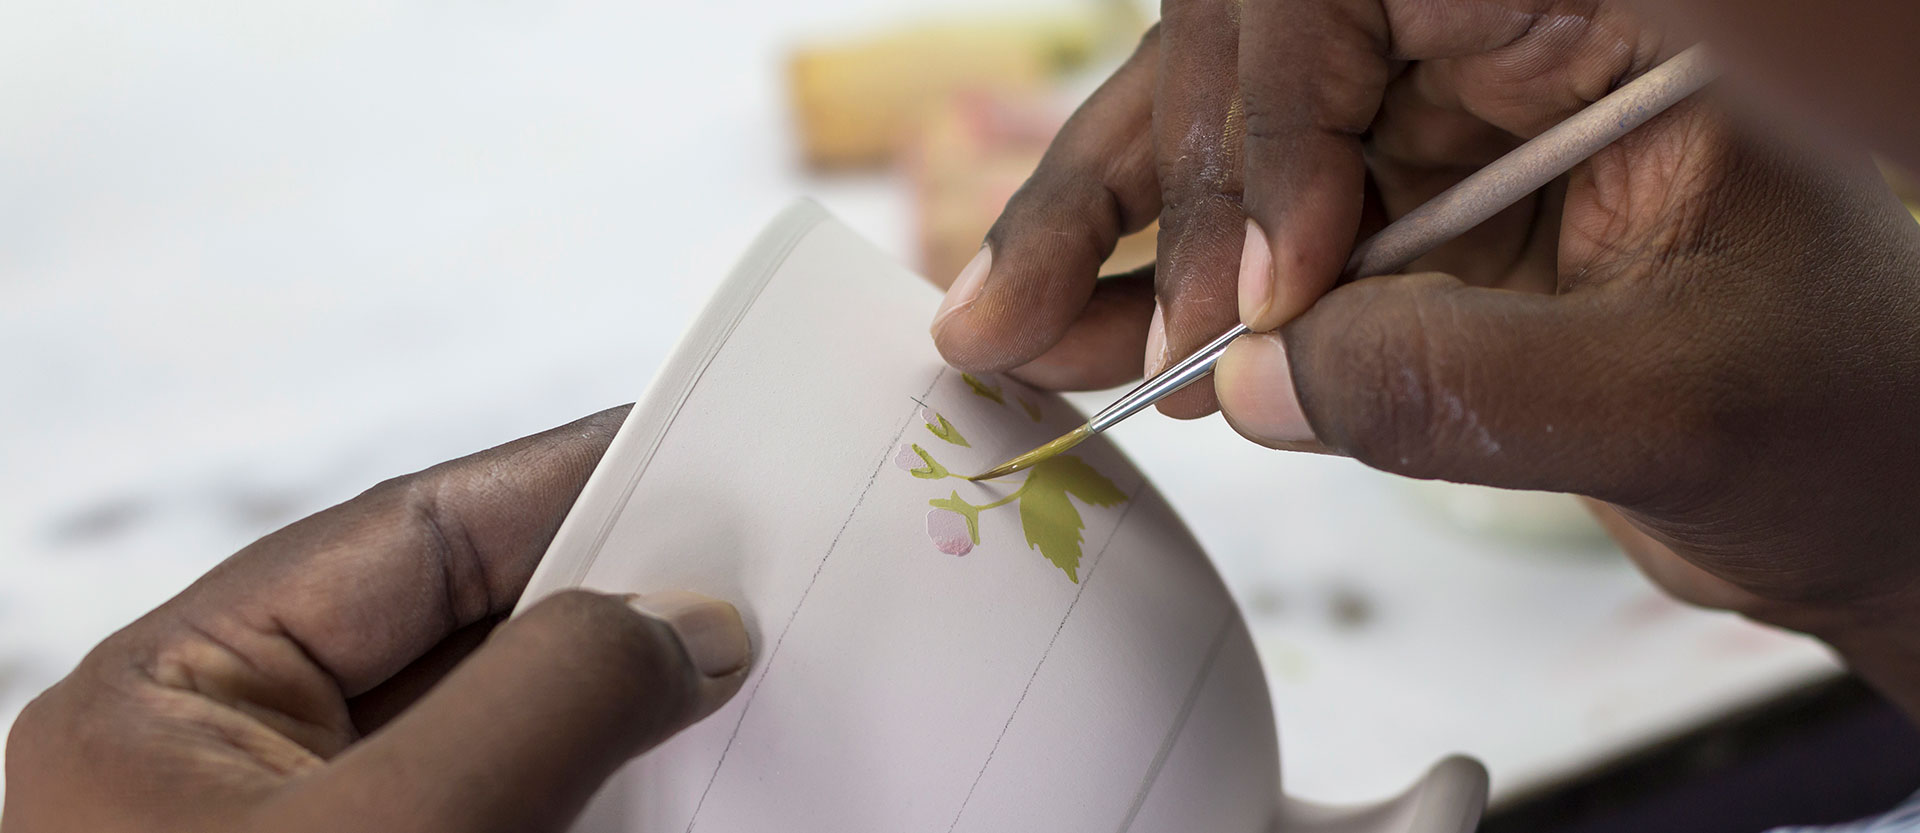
[
  {"left": 629, "top": 591, "right": 751, "bottom": 678},
  {"left": 1215, "top": 333, "right": 1315, "bottom": 443},
  {"left": 1143, "top": 301, "right": 1168, "bottom": 378},
  {"left": 931, "top": 245, "right": 992, "bottom": 337},
  {"left": 1236, "top": 219, "right": 1275, "bottom": 330}
]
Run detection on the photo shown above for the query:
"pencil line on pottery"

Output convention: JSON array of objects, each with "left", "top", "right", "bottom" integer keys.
[
  {"left": 681, "top": 367, "right": 949, "bottom": 830},
  {"left": 1115, "top": 614, "right": 1236, "bottom": 833},
  {"left": 946, "top": 483, "right": 1146, "bottom": 832}
]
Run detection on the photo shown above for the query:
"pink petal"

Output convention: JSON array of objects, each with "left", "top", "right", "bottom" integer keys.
[
  {"left": 894, "top": 444, "right": 920, "bottom": 471},
  {"left": 926, "top": 509, "right": 973, "bottom": 556},
  {"left": 920, "top": 406, "right": 939, "bottom": 425}
]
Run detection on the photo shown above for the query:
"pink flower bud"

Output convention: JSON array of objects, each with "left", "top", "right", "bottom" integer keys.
[
  {"left": 926, "top": 508, "right": 973, "bottom": 556},
  {"left": 894, "top": 444, "right": 920, "bottom": 471}
]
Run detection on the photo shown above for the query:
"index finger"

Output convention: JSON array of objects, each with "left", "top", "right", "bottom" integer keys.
[
  {"left": 1234, "top": 0, "right": 1391, "bottom": 331},
  {"left": 928, "top": 27, "right": 1162, "bottom": 380}
]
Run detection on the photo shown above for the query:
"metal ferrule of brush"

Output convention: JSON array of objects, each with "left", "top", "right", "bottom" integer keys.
[{"left": 1087, "top": 323, "right": 1253, "bottom": 434}]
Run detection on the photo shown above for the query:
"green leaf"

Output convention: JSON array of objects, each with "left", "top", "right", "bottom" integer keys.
[
  {"left": 908, "top": 444, "right": 950, "bottom": 479},
  {"left": 1015, "top": 454, "right": 1126, "bottom": 583},
  {"left": 925, "top": 413, "right": 971, "bottom": 447},
  {"left": 961, "top": 373, "right": 1005, "bottom": 406},
  {"left": 928, "top": 491, "right": 982, "bottom": 544},
  {"left": 1050, "top": 454, "right": 1127, "bottom": 507},
  {"left": 1017, "top": 396, "right": 1043, "bottom": 422}
]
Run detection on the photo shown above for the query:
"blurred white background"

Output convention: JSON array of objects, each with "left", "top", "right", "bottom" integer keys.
[{"left": 0, "top": 0, "right": 1838, "bottom": 813}]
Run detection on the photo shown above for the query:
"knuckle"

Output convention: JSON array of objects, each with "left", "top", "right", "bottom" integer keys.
[
  {"left": 355, "top": 469, "right": 434, "bottom": 529},
  {"left": 337, "top": 467, "right": 508, "bottom": 628},
  {"left": 1314, "top": 277, "right": 1460, "bottom": 477},
  {"left": 995, "top": 173, "right": 1118, "bottom": 267},
  {"left": 1153, "top": 122, "right": 1244, "bottom": 205},
  {"left": 1155, "top": 189, "right": 1241, "bottom": 235},
  {"left": 1239, "top": 57, "right": 1382, "bottom": 149},
  {"left": 1235, "top": 86, "right": 1294, "bottom": 147},
  {"left": 362, "top": 470, "right": 466, "bottom": 567}
]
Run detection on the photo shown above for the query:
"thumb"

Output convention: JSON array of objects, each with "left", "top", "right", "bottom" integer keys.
[
  {"left": 1216, "top": 272, "right": 1672, "bottom": 503},
  {"left": 278, "top": 589, "right": 750, "bottom": 833}
]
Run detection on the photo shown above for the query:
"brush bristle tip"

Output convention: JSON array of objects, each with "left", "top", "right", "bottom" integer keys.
[{"left": 962, "top": 424, "right": 1092, "bottom": 482}]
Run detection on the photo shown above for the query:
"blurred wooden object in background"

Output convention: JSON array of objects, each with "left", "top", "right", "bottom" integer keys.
[
  {"left": 789, "top": 12, "right": 1121, "bottom": 171},
  {"left": 786, "top": 2, "right": 1153, "bottom": 278},
  {"left": 908, "top": 89, "right": 1155, "bottom": 282}
]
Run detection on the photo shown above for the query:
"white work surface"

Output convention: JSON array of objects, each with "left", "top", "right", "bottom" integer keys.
[{"left": 0, "top": 0, "right": 1839, "bottom": 813}]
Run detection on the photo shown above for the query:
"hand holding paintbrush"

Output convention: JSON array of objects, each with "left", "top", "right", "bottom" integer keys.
[
  {"left": 931, "top": 1, "right": 1920, "bottom": 732},
  {"left": 963, "top": 46, "right": 1717, "bottom": 480}
]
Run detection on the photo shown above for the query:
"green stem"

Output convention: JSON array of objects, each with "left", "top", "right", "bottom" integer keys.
[
  {"left": 973, "top": 484, "right": 1027, "bottom": 511},
  {"left": 932, "top": 475, "right": 1028, "bottom": 512}
]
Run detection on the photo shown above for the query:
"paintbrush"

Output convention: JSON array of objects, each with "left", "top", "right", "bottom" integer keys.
[{"left": 965, "top": 44, "right": 1718, "bottom": 481}]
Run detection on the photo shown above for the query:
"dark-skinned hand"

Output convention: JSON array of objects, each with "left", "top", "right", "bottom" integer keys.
[
  {"left": 927, "top": 1, "right": 1920, "bottom": 718},
  {"left": 3, "top": 407, "right": 751, "bottom": 833}
]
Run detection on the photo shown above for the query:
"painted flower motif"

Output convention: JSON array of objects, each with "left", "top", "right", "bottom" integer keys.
[
  {"left": 961, "top": 373, "right": 1006, "bottom": 405},
  {"left": 921, "top": 406, "right": 969, "bottom": 447},
  {"left": 926, "top": 508, "right": 974, "bottom": 556},
  {"left": 897, "top": 382, "right": 1125, "bottom": 582},
  {"left": 896, "top": 444, "right": 949, "bottom": 479},
  {"left": 894, "top": 443, "right": 921, "bottom": 471}
]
